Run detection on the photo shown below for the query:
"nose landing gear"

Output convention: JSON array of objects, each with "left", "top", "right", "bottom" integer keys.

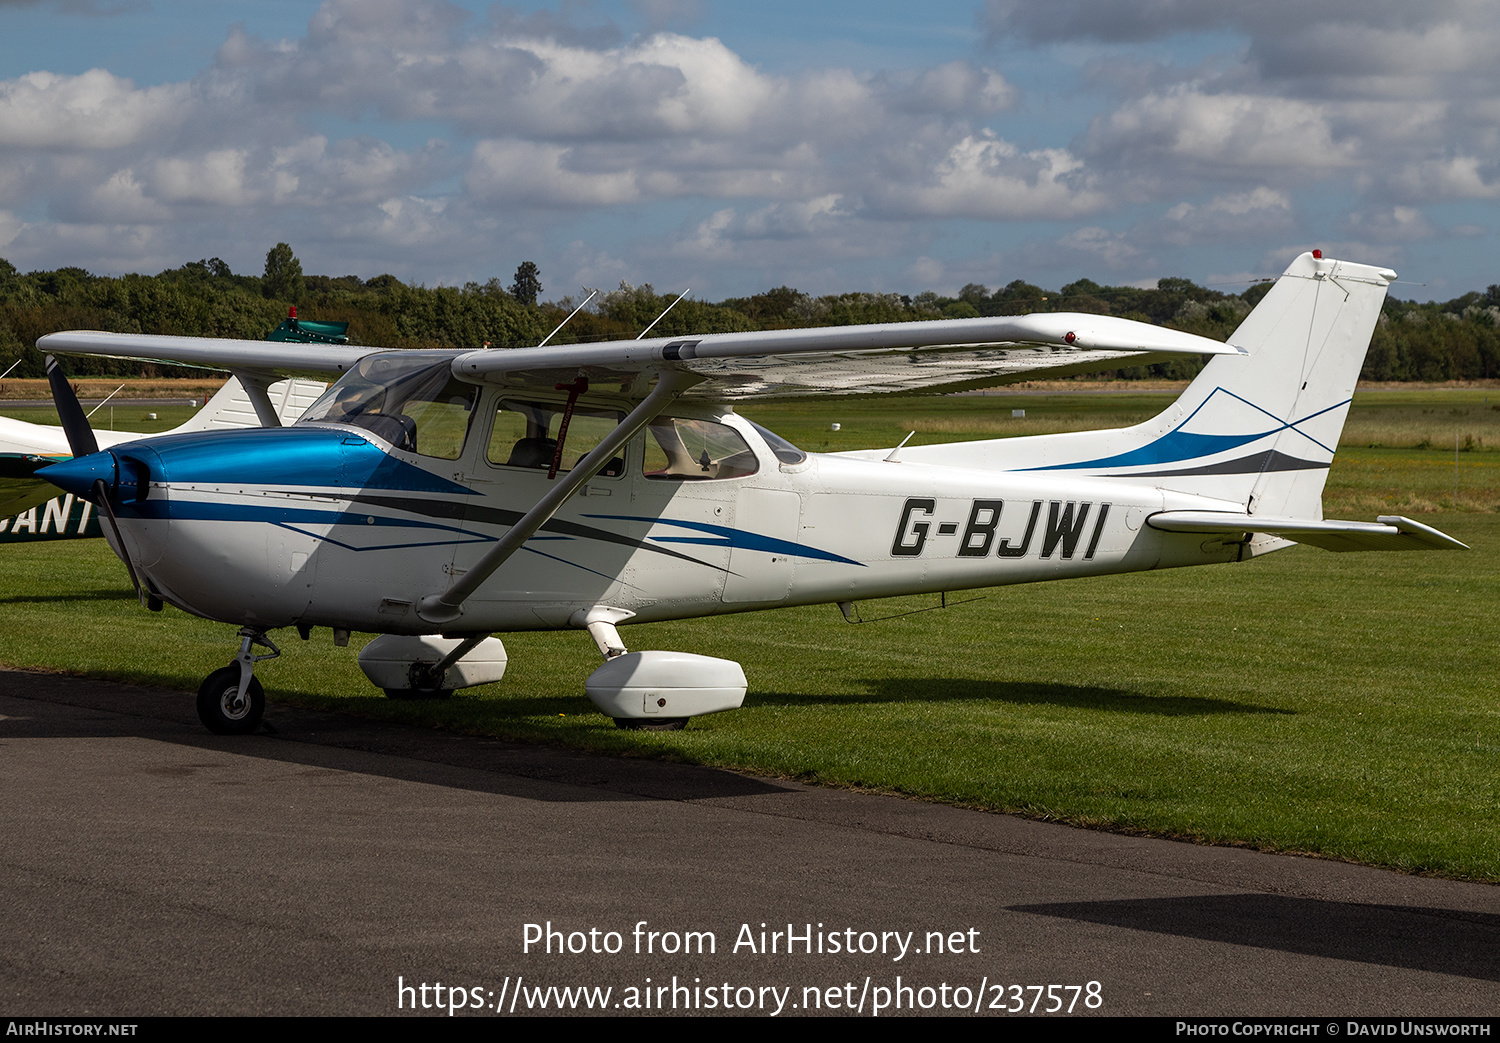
[{"left": 196, "top": 628, "right": 279, "bottom": 734}]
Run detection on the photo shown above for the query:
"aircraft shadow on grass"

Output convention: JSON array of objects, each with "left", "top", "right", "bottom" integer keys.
[{"left": 755, "top": 678, "right": 1296, "bottom": 717}]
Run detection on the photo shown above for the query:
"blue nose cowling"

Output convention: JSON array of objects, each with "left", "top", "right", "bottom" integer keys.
[{"left": 40, "top": 451, "right": 116, "bottom": 499}]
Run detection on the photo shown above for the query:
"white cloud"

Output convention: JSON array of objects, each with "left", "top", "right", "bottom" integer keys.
[
  {"left": 888, "top": 62, "right": 1018, "bottom": 117},
  {"left": 0, "top": 209, "right": 22, "bottom": 250},
  {"left": 1376, "top": 156, "right": 1500, "bottom": 202},
  {"left": 1137, "top": 188, "right": 1295, "bottom": 246},
  {"left": 983, "top": 0, "right": 1489, "bottom": 50},
  {"left": 1054, "top": 226, "right": 1141, "bottom": 268},
  {"left": 1339, "top": 206, "right": 1438, "bottom": 243},
  {"left": 466, "top": 140, "right": 643, "bottom": 207},
  {"left": 907, "top": 255, "right": 946, "bottom": 290},
  {"left": 78, "top": 168, "right": 171, "bottom": 222},
  {"left": 151, "top": 150, "right": 254, "bottom": 207},
  {"left": 1, "top": 0, "right": 1495, "bottom": 296},
  {"left": 559, "top": 240, "right": 632, "bottom": 293},
  {"left": 1085, "top": 89, "right": 1357, "bottom": 174},
  {"left": 882, "top": 134, "right": 1105, "bottom": 220},
  {"left": 0, "top": 70, "right": 187, "bottom": 149}
]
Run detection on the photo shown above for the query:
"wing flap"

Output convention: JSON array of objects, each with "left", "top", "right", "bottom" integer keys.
[{"left": 1147, "top": 511, "right": 1468, "bottom": 552}]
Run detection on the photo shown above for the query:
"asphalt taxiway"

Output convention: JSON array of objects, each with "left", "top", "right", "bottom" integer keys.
[{"left": 1, "top": 669, "right": 1496, "bottom": 1017}]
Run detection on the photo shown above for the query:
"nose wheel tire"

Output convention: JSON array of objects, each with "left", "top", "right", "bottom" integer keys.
[{"left": 197, "top": 667, "right": 266, "bottom": 735}]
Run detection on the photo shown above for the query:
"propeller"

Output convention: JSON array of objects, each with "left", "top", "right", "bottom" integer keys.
[
  {"left": 41, "top": 355, "right": 159, "bottom": 611},
  {"left": 45, "top": 354, "right": 99, "bottom": 458}
]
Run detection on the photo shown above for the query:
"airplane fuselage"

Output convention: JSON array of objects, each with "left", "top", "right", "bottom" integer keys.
[{"left": 69, "top": 405, "right": 1252, "bottom": 637}]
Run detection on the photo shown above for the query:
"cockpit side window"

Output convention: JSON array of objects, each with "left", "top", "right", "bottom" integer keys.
[
  {"left": 486, "top": 400, "right": 626, "bottom": 477},
  {"left": 643, "top": 417, "right": 759, "bottom": 481}
]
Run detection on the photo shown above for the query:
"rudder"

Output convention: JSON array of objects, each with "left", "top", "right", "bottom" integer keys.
[{"left": 1157, "top": 252, "right": 1395, "bottom": 516}]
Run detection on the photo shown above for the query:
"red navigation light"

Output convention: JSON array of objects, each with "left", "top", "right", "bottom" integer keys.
[
  {"left": 289, "top": 305, "right": 298, "bottom": 319},
  {"left": 1312, "top": 249, "right": 1322, "bottom": 259},
  {"left": 1064, "top": 331, "right": 1077, "bottom": 345}
]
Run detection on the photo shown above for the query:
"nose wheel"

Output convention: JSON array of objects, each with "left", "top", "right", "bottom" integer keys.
[
  {"left": 197, "top": 668, "right": 266, "bottom": 734},
  {"left": 196, "top": 628, "right": 278, "bottom": 734}
]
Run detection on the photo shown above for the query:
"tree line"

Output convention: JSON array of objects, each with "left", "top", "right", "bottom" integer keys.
[{"left": 1, "top": 244, "right": 1496, "bottom": 381}]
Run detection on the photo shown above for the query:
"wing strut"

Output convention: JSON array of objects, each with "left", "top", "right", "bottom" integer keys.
[
  {"left": 231, "top": 371, "right": 283, "bottom": 428},
  {"left": 415, "top": 370, "right": 701, "bottom": 626}
]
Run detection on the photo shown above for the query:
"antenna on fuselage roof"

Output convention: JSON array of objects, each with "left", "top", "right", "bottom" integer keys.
[
  {"left": 635, "top": 289, "right": 690, "bottom": 340},
  {"left": 535, "top": 288, "right": 599, "bottom": 348}
]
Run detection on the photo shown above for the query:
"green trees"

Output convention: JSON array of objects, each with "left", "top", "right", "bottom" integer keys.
[
  {"left": 511, "top": 261, "right": 541, "bottom": 307},
  {"left": 0, "top": 250, "right": 1496, "bottom": 381},
  {"left": 262, "top": 243, "right": 305, "bottom": 302}
]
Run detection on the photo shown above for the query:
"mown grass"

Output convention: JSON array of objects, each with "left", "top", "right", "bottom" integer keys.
[
  {"left": 2, "top": 388, "right": 1498, "bottom": 879},
  {"left": 1, "top": 403, "right": 200, "bottom": 437}
]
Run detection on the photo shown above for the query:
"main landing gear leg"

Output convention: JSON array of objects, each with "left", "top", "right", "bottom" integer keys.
[
  {"left": 197, "top": 627, "right": 280, "bottom": 735},
  {"left": 574, "top": 609, "right": 690, "bottom": 732}
]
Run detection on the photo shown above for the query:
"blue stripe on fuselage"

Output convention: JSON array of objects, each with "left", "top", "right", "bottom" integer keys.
[
  {"left": 110, "top": 426, "right": 472, "bottom": 494},
  {"left": 586, "top": 513, "right": 864, "bottom": 567},
  {"left": 1021, "top": 390, "right": 1349, "bottom": 472}
]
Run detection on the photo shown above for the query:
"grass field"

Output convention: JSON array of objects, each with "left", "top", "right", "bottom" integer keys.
[{"left": 3, "top": 387, "right": 1498, "bottom": 879}]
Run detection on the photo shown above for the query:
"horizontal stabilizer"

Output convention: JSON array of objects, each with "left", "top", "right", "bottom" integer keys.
[{"left": 1147, "top": 511, "right": 1467, "bottom": 552}]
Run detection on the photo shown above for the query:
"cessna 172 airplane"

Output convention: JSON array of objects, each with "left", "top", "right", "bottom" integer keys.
[{"left": 21, "top": 251, "right": 1464, "bottom": 735}]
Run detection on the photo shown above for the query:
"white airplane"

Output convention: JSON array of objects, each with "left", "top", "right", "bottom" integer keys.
[{"left": 27, "top": 252, "right": 1464, "bottom": 736}]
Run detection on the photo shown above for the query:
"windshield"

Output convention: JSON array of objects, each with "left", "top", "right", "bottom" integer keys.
[
  {"left": 299, "top": 352, "right": 477, "bottom": 459},
  {"left": 747, "top": 420, "right": 807, "bottom": 465}
]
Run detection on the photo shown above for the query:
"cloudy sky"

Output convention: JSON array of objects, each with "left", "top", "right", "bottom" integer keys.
[{"left": 1, "top": 0, "right": 1496, "bottom": 300}]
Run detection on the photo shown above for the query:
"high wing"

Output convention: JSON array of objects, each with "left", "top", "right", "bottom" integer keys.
[
  {"left": 39, "top": 312, "right": 1245, "bottom": 401},
  {"left": 34, "top": 331, "right": 372, "bottom": 377},
  {"left": 455, "top": 313, "right": 1244, "bottom": 398}
]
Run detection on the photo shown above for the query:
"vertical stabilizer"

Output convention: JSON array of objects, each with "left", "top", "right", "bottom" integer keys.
[
  {"left": 1149, "top": 252, "right": 1395, "bottom": 516},
  {"left": 884, "top": 253, "right": 1395, "bottom": 519}
]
